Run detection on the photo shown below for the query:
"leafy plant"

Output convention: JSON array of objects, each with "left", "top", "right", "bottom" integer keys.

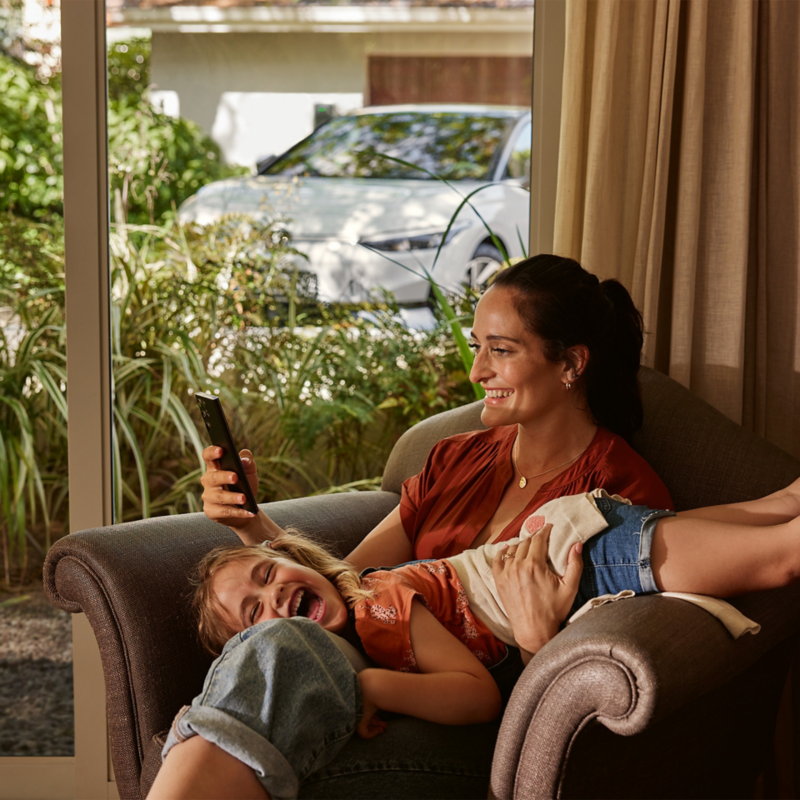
[
  {"left": 0, "top": 275, "right": 68, "bottom": 588},
  {"left": 108, "top": 98, "right": 247, "bottom": 225},
  {"left": 0, "top": 53, "right": 63, "bottom": 219},
  {"left": 107, "top": 38, "right": 150, "bottom": 104}
]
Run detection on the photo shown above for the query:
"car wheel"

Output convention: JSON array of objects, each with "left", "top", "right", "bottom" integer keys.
[{"left": 464, "top": 243, "right": 505, "bottom": 290}]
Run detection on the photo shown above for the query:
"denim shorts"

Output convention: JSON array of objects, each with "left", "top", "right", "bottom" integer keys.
[
  {"left": 162, "top": 617, "right": 365, "bottom": 800},
  {"left": 568, "top": 496, "right": 676, "bottom": 617},
  {"left": 161, "top": 598, "right": 522, "bottom": 800}
]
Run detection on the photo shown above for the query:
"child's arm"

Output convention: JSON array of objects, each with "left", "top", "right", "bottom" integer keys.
[{"left": 357, "top": 599, "right": 502, "bottom": 732}]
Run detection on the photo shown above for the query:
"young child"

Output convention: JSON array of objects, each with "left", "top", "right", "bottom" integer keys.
[{"left": 193, "top": 485, "right": 800, "bottom": 737}]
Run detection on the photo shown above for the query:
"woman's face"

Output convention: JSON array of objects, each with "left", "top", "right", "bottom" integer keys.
[
  {"left": 469, "top": 286, "right": 571, "bottom": 428},
  {"left": 212, "top": 555, "right": 349, "bottom": 639}
]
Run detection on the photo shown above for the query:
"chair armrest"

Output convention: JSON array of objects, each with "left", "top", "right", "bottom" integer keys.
[
  {"left": 43, "top": 490, "right": 399, "bottom": 800},
  {"left": 491, "top": 582, "right": 800, "bottom": 799}
]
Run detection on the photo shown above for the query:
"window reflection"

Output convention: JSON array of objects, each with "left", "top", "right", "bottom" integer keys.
[
  {"left": 505, "top": 121, "right": 531, "bottom": 181},
  {"left": 264, "top": 112, "right": 518, "bottom": 181}
]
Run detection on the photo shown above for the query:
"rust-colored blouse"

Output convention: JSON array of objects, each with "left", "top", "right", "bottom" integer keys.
[{"left": 400, "top": 425, "right": 674, "bottom": 560}]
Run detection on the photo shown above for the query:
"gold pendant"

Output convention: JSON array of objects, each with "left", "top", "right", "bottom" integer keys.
[{"left": 518, "top": 476, "right": 527, "bottom": 489}]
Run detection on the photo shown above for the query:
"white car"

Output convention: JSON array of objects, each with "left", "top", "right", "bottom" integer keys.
[{"left": 178, "top": 105, "right": 532, "bottom": 305}]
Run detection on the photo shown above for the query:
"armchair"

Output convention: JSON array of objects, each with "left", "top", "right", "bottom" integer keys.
[{"left": 44, "top": 367, "right": 800, "bottom": 799}]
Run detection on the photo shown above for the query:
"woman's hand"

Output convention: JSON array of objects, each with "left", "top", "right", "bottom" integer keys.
[
  {"left": 200, "top": 447, "right": 283, "bottom": 545},
  {"left": 492, "top": 524, "right": 583, "bottom": 663}
]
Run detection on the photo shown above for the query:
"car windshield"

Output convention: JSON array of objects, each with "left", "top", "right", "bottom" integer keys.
[{"left": 262, "top": 111, "right": 516, "bottom": 181}]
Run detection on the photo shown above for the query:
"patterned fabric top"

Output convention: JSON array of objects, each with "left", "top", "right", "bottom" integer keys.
[{"left": 353, "top": 561, "right": 506, "bottom": 672}]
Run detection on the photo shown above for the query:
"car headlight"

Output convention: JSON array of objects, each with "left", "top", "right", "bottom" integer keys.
[{"left": 361, "top": 223, "right": 470, "bottom": 252}]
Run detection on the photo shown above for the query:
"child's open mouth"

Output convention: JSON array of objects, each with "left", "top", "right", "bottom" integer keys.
[{"left": 291, "top": 589, "right": 324, "bottom": 622}]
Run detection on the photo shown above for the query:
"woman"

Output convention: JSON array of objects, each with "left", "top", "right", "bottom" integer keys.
[
  {"left": 152, "top": 255, "right": 674, "bottom": 798},
  {"left": 203, "top": 254, "right": 672, "bottom": 654}
]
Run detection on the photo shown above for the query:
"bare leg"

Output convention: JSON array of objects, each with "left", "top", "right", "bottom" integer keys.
[
  {"left": 650, "top": 514, "right": 800, "bottom": 597},
  {"left": 147, "top": 736, "right": 269, "bottom": 800},
  {"left": 678, "top": 476, "right": 800, "bottom": 526}
]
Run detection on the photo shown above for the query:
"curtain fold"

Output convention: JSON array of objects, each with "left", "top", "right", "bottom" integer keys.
[
  {"left": 554, "top": 3, "right": 800, "bottom": 794},
  {"left": 554, "top": 0, "right": 800, "bottom": 461}
]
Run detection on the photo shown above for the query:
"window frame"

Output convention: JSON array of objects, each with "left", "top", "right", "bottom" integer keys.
[{"left": 0, "top": 1, "right": 563, "bottom": 796}]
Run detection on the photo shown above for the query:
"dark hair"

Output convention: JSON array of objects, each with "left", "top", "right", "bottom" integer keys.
[{"left": 491, "top": 254, "right": 644, "bottom": 439}]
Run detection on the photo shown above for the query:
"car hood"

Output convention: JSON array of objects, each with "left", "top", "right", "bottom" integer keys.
[{"left": 179, "top": 175, "right": 485, "bottom": 240}]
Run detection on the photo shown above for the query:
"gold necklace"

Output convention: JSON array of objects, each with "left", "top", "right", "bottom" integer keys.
[{"left": 512, "top": 436, "right": 588, "bottom": 489}]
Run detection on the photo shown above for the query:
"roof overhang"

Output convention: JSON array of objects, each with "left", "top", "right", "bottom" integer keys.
[{"left": 108, "top": 5, "right": 533, "bottom": 34}]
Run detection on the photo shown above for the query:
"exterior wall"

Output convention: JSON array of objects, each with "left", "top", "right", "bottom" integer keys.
[{"left": 150, "top": 30, "right": 534, "bottom": 166}]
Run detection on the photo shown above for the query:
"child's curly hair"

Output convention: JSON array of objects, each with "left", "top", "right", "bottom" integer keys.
[{"left": 192, "top": 531, "right": 372, "bottom": 656}]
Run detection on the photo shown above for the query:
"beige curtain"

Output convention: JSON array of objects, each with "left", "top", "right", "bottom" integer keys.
[
  {"left": 554, "top": 0, "right": 800, "bottom": 462},
  {"left": 554, "top": 2, "right": 800, "bottom": 794}
]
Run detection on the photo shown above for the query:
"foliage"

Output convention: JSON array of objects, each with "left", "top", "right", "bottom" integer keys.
[
  {"left": 0, "top": 36, "right": 245, "bottom": 227},
  {"left": 0, "top": 53, "right": 63, "bottom": 218},
  {"left": 108, "top": 98, "right": 247, "bottom": 226},
  {"left": 0, "top": 210, "right": 477, "bottom": 586},
  {"left": 105, "top": 36, "right": 248, "bottom": 224},
  {"left": 0, "top": 210, "right": 64, "bottom": 299},
  {"left": 0, "top": 213, "right": 67, "bottom": 587},
  {"left": 0, "top": 0, "right": 61, "bottom": 83},
  {"left": 107, "top": 38, "right": 150, "bottom": 103}
]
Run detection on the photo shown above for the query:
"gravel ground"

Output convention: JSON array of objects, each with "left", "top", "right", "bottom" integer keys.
[{"left": 0, "top": 588, "right": 75, "bottom": 756}]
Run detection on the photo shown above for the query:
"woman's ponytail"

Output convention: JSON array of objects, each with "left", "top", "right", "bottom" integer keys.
[
  {"left": 590, "top": 279, "right": 644, "bottom": 439},
  {"left": 492, "top": 255, "right": 644, "bottom": 440}
]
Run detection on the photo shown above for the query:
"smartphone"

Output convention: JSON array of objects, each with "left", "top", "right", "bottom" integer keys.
[{"left": 195, "top": 392, "right": 260, "bottom": 515}]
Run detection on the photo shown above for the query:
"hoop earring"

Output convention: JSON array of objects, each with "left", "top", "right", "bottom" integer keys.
[{"left": 566, "top": 382, "right": 572, "bottom": 391}]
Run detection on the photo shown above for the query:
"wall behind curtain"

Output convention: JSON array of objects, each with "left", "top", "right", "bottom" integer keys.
[{"left": 554, "top": 0, "right": 800, "bottom": 460}]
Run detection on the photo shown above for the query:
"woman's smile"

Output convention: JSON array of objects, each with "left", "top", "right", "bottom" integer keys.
[{"left": 484, "top": 389, "right": 515, "bottom": 400}]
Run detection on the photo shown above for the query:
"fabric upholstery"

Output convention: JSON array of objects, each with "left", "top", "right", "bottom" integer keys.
[
  {"left": 44, "top": 367, "right": 800, "bottom": 800},
  {"left": 44, "top": 492, "right": 398, "bottom": 800}
]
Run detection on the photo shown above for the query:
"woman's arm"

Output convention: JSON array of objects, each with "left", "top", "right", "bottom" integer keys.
[
  {"left": 201, "top": 447, "right": 414, "bottom": 568},
  {"left": 357, "top": 599, "right": 502, "bottom": 732},
  {"left": 345, "top": 506, "right": 413, "bottom": 572},
  {"left": 201, "top": 447, "right": 285, "bottom": 545},
  {"left": 492, "top": 525, "right": 584, "bottom": 664}
]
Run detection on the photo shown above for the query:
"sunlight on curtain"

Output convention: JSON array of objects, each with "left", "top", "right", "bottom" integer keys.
[
  {"left": 554, "top": 0, "right": 800, "bottom": 464},
  {"left": 553, "top": 3, "right": 800, "bottom": 793}
]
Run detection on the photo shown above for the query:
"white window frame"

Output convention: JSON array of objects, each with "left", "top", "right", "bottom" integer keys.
[
  {"left": 0, "top": 1, "right": 564, "bottom": 796},
  {"left": 0, "top": 0, "right": 115, "bottom": 798}
]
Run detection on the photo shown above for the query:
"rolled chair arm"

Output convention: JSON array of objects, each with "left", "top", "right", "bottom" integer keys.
[
  {"left": 44, "top": 490, "right": 400, "bottom": 800},
  {"left": 492, "top": 582, "right": 800, "bottom": 799}
]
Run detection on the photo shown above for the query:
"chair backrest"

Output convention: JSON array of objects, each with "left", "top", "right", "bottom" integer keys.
[{"left": 383, "top": 366, "right": 800, "bottom": 508}]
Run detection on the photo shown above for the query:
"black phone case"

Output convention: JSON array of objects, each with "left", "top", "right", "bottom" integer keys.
[{"left": 195, "top": 393, "right": 260, "bottom": 515}]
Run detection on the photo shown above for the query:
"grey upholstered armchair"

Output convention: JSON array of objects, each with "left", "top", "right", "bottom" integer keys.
[{"left": 44, "top": 367, "right": 800, "bottom": 799}]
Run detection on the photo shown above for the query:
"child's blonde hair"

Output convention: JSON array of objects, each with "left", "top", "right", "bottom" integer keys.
[{"left": 192, "top": 531, "right": 371, "bottom": 655}]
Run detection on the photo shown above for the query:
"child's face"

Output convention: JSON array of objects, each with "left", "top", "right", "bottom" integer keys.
[{"left": 213, "top": 555, "right": 349, "bottom": 638}]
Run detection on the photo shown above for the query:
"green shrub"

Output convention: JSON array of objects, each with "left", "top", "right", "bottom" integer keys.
[
  {"left": 0, "top": 39, "right": 246, "bottom": 227},
  {"left": 108, "top": 98, "right": 247, "bottom": 225},
  {"left": 0, "top": 209, "right": 477, "bottom": 586},
  {"left": 0, "top": 54, "right": 63, "bottom": 219},
  {"left": 107, "top": 38, "right": 150, "bottom": 103}
]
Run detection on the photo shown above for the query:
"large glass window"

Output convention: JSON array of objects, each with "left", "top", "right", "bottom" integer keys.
[
  {"left": 105, "top": 3, "right": 532, "bottom": 519},
  {"left": 0, "top": 0, "right": 73, "bottom": 759}
]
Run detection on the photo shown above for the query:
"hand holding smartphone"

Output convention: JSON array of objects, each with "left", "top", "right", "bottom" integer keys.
[{"left": 195, "top": 392, "right": 260, "bottom": 515}]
